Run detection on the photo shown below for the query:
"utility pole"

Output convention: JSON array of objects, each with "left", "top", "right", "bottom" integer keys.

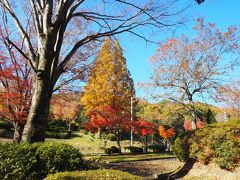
[{"left": 130, "top": 96, "right": 133, "bottom": 147}]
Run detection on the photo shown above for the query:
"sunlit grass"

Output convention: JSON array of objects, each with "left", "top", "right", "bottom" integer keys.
[
  {"left": 85, "top": 152, "right": 175, "bottom": 163},
  {"left": 45, "top": 132, "right": 142, "bottom": 154}
]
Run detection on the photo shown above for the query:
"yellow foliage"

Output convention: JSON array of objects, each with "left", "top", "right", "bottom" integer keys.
[{"left": 80, "top": 38, "right": 135, "bottom": 114}]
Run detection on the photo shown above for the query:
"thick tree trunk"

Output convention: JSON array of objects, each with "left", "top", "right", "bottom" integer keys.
[
  {"left": 22, "top": 77, "right": 52, "bottom": 143},
  {"left": 13, "top": 123, "right": 24, "bottom": 143}
]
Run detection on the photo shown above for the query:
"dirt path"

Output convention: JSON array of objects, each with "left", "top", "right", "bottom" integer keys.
[{"left": 104, "top": 158, "right": 183, "bottom": 178}]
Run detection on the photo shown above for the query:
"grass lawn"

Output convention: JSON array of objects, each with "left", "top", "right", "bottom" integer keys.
[
  {"left": 85, "top": 152, "right": 176, "bottom": 163},
  {"left": 46, "top": 132, "right": 142, "bottom": 154}
]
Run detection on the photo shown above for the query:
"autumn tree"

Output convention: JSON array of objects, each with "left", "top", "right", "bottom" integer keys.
[
  {"left": 150, "top": 19, "right": 240, "bottom": 130},
  {"left": 84, "top": 106, "right": 131, "bottom": 151},
  {"left": 81, "top": 38, "right": 135, "bottom": 114},
  {"left": 0, "top": 0, "right": 205, "bottom": 142},
  {"left": 133, "top": 120, "right": 155, "bottom": 153},
  {"left": 51, "top": 93, "right": 81, "bottom": 130},
  {"left": 158, "top": 125, "right": 175, "bottom": 151},
  {"left": 0, "top": 28, "right": 32, "bottom": 143},
  {"left": 217, "top": 82, "right": 240, "bottom": 118}
]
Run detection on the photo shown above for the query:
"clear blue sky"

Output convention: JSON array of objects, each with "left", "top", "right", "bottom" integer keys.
[{"left": 119, "top": 0, "right": 240, "bottom": 99}]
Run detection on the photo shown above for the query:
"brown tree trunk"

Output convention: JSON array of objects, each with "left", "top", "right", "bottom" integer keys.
[
  {"left": 22, "top": 46, "right": 55, "bottom": 143},
  {"left": 22, "top": 77, "right": 52, "bottom": 143},
  {"left": 13, "top": 123, "right": 24, "bottom": 143},
  {"left": 116, "top": 130, "right": 122, "bottom": 152},
  {"left": 143, "top": 136, "right": 148, "bottom": 153}
]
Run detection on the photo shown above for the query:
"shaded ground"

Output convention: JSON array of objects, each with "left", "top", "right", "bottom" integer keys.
[{"left": 104, "top": 158, "right": 183, "bottom": 178}]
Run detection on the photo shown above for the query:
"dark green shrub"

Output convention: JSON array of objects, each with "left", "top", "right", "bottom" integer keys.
[
  {"left": 0, "top": 128, "right": 13, "bottom": 138},
  {"left": 108, "top": 133, "right": 117, "bottom": 141},
  {"left": 125, "top": 146, "right": 143, "bottom": 154},
  {"left": 45, "top": 169, "right": 141, "bottom": 180},
  {"left": 173, "top": 132, "right": 192, "bottom": 162},
  {"left": 105, "top": 146, "right": 121, "bottom": 154},
  {"left": 70, "top": 122, "right": 80, "bottom": 131},
  {"left": 37, "top": 142, "right": 83, "bottom": 173},
  {"left": 0, "top": 142, "right": 84, "bottom": 180},
  {"left": 148, "top": 144, "right": 165, "bottom": 153},
  {"left": 0, "top": 120, "right": 12, "bottom": 130},
  {"left": 0, "top": 143, "right": 46, "bottom": 180},
  {"left": 46, "top": 130, "right": 72, "bottom": 139}
]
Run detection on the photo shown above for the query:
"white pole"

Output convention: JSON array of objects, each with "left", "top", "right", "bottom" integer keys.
[{"left": 130, "top": 96, "right": 133, "bottom": 147}]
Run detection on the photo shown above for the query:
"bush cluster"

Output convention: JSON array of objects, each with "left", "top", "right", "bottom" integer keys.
[
  {"left": 189, "top": 120, "right": 240, "bottom": 170},
  {"left": 124, "top": 146, "right": 143, "bottom": 154},
  {"left": 105, "top": 146, "right": 121, "bottom": 154},
  {"left": 108, "top": 133, "right": 117, "bottom": 141},
  {"left": 0, "top": 142, "right": 83, "bottom": 180},
  {"left": 45, "top": 130, "right": 72, "bottom": 139},
  {"left": 148, "top": 144, "right": 166, "bottom": 153},
  {"left": 45, "top": 169, "right": 141, "bottom": 180},
  {"left": 173, "top": 120, "right": 240, "bottom": 170}
]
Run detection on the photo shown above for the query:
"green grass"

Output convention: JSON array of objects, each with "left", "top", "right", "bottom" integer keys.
[
  {"left": 45, "top": 132, "right": 142, "bottom": 154},
  {"left": 85, "top": 152, "right": 175, "bottom": 163}
]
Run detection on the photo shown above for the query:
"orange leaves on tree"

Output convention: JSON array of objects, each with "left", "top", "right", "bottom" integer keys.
[
  {"left": 184, "top": 119, "right": 205, "bottom": 131},
  {"left": 158, "top": 125, "right": 175, "bottom": 140}
]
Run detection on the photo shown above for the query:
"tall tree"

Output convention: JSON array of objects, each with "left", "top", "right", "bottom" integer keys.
[
  {"left": 81, "top": 38, "right": 135, "bottom": 114},
  {"left": 0, "top": 0, "right": 204, "bottom": 142},
  {"left": 150, "top": 19, "right": 240, "bottom": 129}
]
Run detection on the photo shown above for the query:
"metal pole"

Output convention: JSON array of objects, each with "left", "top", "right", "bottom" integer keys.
[{"left": 130, "top": 96, "right": 133, "bottom": 147}]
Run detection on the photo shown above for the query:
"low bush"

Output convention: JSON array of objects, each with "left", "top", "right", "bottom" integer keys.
[
  {"left": 189, "top": 120, "right": 240, "bottom": 170},
  {"left": 45, "top": 169, "right": 141, "bottom": 180},
  {"left": 0, "top": 120, "right": 12, "bottom": 130},
  {"left": 45, "top": 130, "right": 72, "bottom": 139},
  {"left": 105, "top": 146, "right": 121, "bottom": 154},
  {"left": 0, "top": 128, "right": 13, "bottom": 138},
  {"left": 148, "top": 144, "right": 165, "bottom": 153},
  {"left": 125, "top": 146, "right": 143, "bottom": 154},
  {"left": 0, "top": 142, "right": 83, "bottom": 180},
  {"left": 108, "top": 133, "right": 117, "bottom": 141}
]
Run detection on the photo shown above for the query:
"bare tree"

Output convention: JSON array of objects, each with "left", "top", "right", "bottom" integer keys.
[
  {"left": 150, "top": 19, "right": 240, "bottom": 129},
  {"left": 217, "top": 81, "right": 240, "bottom": 119},
  {"left": 0, "top": 0, "right": 203, "bottom": 142}
]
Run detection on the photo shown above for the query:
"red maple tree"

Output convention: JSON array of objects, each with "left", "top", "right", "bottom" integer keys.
[
  {"left": 133, "top": 120, "right": 155, "bottom": 153},
  {"left": 84, "top": 106, "right": 131, "bottom": 151},
  {"left": 0, "top": 28, "right": 32, "bottom": 143}
]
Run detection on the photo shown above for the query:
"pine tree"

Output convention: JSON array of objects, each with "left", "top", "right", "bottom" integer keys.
[{"left": 80, "top": 38, "right": 135, "bottom": 114}]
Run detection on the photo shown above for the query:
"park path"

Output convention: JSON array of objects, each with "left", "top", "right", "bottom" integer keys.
[{"left": 104, "top": 158, "right": 183, "bottom": 178}]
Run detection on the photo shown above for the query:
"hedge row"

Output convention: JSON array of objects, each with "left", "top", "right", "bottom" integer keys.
[{"left": 0, "top": 142, "right": 83, "bottom": 180}]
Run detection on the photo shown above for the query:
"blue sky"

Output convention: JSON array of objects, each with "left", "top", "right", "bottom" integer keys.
[{"left": 119, "top": 0, "right": 240, "bottom": 99}]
